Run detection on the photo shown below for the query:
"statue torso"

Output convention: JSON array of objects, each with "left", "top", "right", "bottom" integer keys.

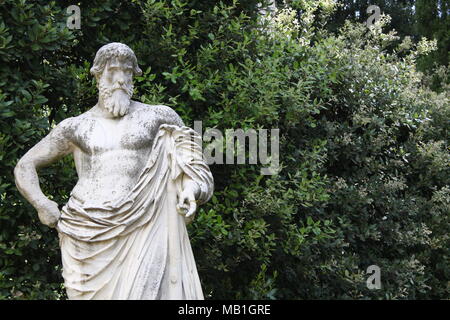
[{"left": 64, "top": 101, "right": 182, "bottom": 205}]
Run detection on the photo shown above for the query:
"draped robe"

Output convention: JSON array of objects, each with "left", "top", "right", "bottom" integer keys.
[{"left": 56, "top": 124, "right": 213, "bottom": 300}]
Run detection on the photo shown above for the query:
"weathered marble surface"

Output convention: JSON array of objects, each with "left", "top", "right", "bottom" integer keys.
[{"left": 14, "top": 42, "right": 214, "bottom": 299}]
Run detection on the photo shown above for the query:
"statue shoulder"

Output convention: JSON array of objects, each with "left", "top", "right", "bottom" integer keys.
[
  {"left": 50, "top": 116, "right": 78, "bottom": 137},
  {"left": 50, "top": 114, "right": 91, "bottom": 141},
  {"left": 133, "top": 102, "right": 184, "bottom": 126}
]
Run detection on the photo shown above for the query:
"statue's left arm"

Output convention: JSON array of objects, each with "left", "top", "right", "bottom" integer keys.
[{"left": 157, "top": 105, "right": 213, "bottom": 221}]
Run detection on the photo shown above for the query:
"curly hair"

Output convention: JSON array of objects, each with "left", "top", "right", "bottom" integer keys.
[{"left": 90, "top": 42, "right": 142, "bottom": 79}]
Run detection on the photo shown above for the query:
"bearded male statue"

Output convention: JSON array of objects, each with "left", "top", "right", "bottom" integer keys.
[{"left": 14, "top": 42, "right": 213, "bottom": 300}]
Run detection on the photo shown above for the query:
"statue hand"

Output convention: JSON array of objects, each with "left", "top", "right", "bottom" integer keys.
[
  {"left": 36, "top": 199, "right": 61, "bottom": 228},
  {"left": 177, "top": 188, "right": 197, "bottom": 222}
]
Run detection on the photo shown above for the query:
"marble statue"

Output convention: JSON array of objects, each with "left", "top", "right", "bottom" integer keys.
[{"left": 14, "top": 42, "right": 214, "bottom": 300}]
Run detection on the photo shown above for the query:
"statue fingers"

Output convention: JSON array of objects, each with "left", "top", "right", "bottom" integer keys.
[
  {"left": 177, "top": 194, "right": 187, "bottom": 209},
  {"left": 186, "top": 200, "right": 197, "bottom": 218},
  {"left": 176, "top": 199, "right": 189, "bottom": 215}
]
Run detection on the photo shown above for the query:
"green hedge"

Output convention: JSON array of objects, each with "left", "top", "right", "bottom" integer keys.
[{"left": 0, "top": 0, "right": 448, "bottom": 299}]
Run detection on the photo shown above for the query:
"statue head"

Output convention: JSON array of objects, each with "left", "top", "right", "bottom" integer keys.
[{"left": 90, "top": 43, "right": 143, "bottom": 117}]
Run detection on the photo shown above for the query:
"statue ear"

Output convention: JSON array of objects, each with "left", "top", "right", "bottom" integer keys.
[{"left": 93, "top": 70, "right": 105, "bottom": 88}]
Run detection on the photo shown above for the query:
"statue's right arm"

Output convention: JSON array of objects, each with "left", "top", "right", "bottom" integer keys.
[{"left": 14, "top": 118, "right": 75, "bottom": 228}]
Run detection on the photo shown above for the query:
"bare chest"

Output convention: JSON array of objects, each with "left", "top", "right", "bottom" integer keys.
[{"left": 72, "top": 116, "right": 159, "bottom": 154}]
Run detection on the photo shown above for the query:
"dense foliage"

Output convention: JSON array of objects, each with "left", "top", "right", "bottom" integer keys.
[
  {"left": 0, "top": 0, "right": 448, "bottom": 299},
  {"left": 325, "top": 0, "right": 449, "bottom": 91}
]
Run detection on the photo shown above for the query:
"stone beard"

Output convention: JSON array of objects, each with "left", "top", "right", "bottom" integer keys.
[{"left": 98, "top": 77, "right": 134, "bottom": 118}]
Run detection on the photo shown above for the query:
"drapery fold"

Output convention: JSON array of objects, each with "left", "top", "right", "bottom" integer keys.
[{"left": 56, "top": 124, "right": 213, "bottom": 300}]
